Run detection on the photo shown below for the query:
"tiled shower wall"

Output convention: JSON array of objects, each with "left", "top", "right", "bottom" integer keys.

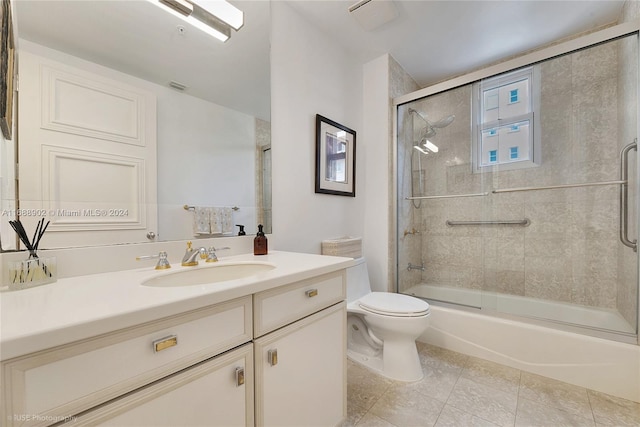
[{"left": 398, "top": 37, "right": 638, "bottom": 321}]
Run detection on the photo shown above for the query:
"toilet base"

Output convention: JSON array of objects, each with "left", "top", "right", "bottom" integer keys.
[
  {"left": 382, "top": 339, "right": 424, "bottom": 382},
  {"left": 347, "top": 349, "right": 384, "bottom": 375},
  {"left": 347, "top": 340, "right": 424, "bottom": 382}
]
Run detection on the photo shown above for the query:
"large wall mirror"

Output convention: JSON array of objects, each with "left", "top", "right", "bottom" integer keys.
[{"left": 5, "top": 0, "right": 270, "bottom": 249}]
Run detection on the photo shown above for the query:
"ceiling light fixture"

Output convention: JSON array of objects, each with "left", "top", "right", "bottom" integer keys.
[
  {"left": 197, "top": 0, "right": 244, "bottom": 30},
  {"left": 149, "top": 0, "right": 243, "bottom": 42}
]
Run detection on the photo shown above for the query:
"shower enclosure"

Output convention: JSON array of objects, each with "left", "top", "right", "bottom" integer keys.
[{"left": 395, "top": 25, "right": 640, "bottom": 343}]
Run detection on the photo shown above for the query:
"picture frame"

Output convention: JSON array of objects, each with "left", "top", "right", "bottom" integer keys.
[
  {"left": 315, "top": 114, "right": 356, "bottom": 197},
  {"left": 0, "top": 0, "right": 15, "bottom": 140}
]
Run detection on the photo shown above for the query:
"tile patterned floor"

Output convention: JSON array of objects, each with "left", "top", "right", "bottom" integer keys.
[{"left": 344, "top": 342, "right": 640, "bottom": 427}]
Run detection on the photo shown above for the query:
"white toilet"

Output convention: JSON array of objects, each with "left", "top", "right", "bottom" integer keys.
[{"left": 346, "top": 257, "right": 430, "bottom": 382}]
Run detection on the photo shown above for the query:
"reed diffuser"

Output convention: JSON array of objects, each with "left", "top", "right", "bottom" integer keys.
[{"left": 5, "top": 218, "right": 56, "bottom": 290}]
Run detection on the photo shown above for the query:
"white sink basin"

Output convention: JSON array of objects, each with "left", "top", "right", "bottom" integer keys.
[{"left": 142, "top": 262, "right": 276, "bottom": 287}]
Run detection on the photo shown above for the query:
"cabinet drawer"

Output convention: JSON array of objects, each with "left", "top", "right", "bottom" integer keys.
[
  {"left": 1, "top": 296, "right": 252, "bottom": 427},
  {"left": 71, "top": 344, "right": 254, "bottom": 427},
  {"left": 254, "top": 270, "right": 345, "bottom": 337}
]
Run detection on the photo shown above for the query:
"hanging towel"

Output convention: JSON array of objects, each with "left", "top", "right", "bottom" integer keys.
[
  {"left": 210, "top": 207, "right": 234, "bottom": 234},
  {"left": 192, "top": 207, "right": 212, "bottom": 235}
]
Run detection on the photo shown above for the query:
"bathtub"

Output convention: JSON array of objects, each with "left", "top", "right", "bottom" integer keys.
[{"left": 405, "top": 284, "right": 640, "bottom": 403}]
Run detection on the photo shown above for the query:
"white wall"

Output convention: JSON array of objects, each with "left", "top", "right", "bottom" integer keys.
[
  {"left": 271, "top": 1, "right": 365, "bottom": 254},
  {"left": 157, "top": 90, "right": 257, "bottom": 241},
  {"left": 362, "top": 55, "right": 392, "bottom": 292}
]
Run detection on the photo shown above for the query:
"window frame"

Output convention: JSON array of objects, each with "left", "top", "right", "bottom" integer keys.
[{"left": 471, "top": 65, "right": 542, "bottom": 173}]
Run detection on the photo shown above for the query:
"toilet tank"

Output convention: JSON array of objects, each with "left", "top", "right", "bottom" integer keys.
[{"left": 346, "top": 257, "right": 372, "bottom": 303}]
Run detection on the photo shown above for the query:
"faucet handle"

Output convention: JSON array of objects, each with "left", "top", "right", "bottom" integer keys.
[
  {"left": 206, "top": 246, "right": 230, "bottom": 263},
  {"left": 206, "top": 247, "right": 219, "bottom": 263},
  {"left": 136, "top": 251, "right": 171, "bottom": 270}
]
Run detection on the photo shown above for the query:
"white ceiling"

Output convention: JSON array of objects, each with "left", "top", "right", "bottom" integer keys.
[
  {"left": 14, "top": 0, "right": 271, "bottom": 121},
  {"left": 14, "top": 0, "right": 625, "bottom": 122},
  {"left": 288, "top": 0, "right": 625, "bottom": 88}
]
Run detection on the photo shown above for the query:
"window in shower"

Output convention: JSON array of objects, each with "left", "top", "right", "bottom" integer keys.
[{"left": 472, "top": 66, "right": 541, "bottom": 172}]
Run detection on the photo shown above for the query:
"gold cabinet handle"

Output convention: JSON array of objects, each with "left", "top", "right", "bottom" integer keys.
[
  {"left": 268, "top": 349, "right": 278, "bottom": 366},
  {"left": 235, "top": 367, "right": 245, "bottom": 387},
  {"left": 305, "top": 289, "right": 318, "bottom": 298},
  {"left": 153, "top": 335, "right": 177, "bottom": 353}
]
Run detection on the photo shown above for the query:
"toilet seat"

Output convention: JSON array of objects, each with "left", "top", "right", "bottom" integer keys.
[{"left": 358, "top": 292, "right": 430, "bottom": 317}]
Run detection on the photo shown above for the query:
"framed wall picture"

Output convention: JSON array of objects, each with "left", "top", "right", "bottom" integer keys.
[
  {"left": 0, "top": 0, "right": 15, "bottom": 140},
  {"left": 315, "top": 114, "right": 356, "bottom": 197}
]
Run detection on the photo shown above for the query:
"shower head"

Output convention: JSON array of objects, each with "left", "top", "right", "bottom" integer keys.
[
  {"left": 409, "top": 108, "right": 455, "bottom": 139},
  {"left": 431, "top": 115, "right": 455, "bottom": 128}
]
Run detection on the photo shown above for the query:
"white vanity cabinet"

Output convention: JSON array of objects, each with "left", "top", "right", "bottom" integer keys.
[
  {"left": 1, "top": 296, "right": 253, "bottom": 427},
  {"left": 253, "top": 271, "right": 347, "bottom": 427},
  {"left": 1, "top": 261, "right": 348, "bottom": 427}
]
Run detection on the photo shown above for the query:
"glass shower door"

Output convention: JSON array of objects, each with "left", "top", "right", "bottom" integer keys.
[
  {"left": 481, "top": 34, "right": 639, "bottom": 338},
  {"left": 396, "top": 32, "right": 639, "bottom": 340},
  {"left": 397, "top": 84, "right": 491, "bottom": 310}
]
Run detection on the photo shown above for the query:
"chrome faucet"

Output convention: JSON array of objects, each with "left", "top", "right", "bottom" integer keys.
[{"left": 182, "top": 241, "right": 207, "bottom": 266}]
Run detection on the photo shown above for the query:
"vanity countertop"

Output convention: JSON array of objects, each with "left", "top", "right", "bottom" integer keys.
[{"left": 0, "top": 251, "right": 354, "bottom": 361}]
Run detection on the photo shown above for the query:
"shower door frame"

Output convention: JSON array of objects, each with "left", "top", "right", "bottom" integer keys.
[{"left": 391, "top": 19, "right": 640, "bottom": 345}]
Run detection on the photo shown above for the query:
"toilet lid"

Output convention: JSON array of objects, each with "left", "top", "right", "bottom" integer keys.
[{"left": 358, "top": 292, "right": 430, "bottom": 317}]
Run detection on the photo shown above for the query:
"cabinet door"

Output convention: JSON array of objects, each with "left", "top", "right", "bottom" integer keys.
[
  {"left": 72, "top": 344, "right": 254, "bottom": 426},
  {"left": 254, "top": 302, "right": 346, "bottom": 427}
]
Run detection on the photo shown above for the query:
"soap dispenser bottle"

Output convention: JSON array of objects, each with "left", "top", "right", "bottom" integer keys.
[
  {"left": 236, "top": 224, "right": 246, "bottom": 236},
  {"left": 254, "top": 224, "right": 268, "bottom": 255}
]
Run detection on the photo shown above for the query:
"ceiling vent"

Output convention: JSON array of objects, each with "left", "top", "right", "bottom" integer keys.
[
  {"left": 348, "top": 0, "right": 398, "bottom": 32},
  {"left": 169, "top": 80, "right": 188, "bottom": 91}
]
